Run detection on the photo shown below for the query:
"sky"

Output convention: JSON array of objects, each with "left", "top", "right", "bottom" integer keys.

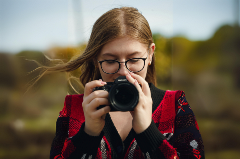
[{"left": 0, "top": 0, "right": 238, "bottom": 53}]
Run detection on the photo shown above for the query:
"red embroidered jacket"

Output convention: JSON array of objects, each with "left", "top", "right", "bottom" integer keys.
[{"left": 50, "top": 84, "right": 204, "bottom": 159}]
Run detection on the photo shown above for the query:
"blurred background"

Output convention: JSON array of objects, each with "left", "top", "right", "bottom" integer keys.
[{"left": 0, "top": 0, "right": 240, "bottom": 158}]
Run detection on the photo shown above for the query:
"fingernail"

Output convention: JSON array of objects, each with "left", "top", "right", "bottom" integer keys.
[
  {"left": 135, "top": 79, "right": 138, "bottom": 84},
  {"left": 101, "top": 81, "right": 107, "bottom": 85}
]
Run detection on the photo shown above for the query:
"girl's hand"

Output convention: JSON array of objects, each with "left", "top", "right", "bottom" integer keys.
[
  {"left": 82, "top": 79, "right": 111, "bottom": 136},
  {"left": 126, "top": 72, "right": 153, "bottom": 134}
]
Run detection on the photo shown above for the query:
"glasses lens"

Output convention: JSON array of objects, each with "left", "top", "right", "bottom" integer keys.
[
  {"left": 126, "top": 59, "right": 145, "bottom": 72},
  {"left": 101, "top": 58, "right": 145, "bottom": 74},
  {"left": 101, "top": 60, "right": 119, "bottom": 74}
]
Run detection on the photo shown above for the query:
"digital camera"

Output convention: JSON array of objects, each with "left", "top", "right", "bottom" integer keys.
[{"left": 93, "top": 76, "right": 139, "bottom": 111}]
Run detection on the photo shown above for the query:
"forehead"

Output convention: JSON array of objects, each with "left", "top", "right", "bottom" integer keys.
[{"left": 99, "top": 37, "right": 147, "bottom": 57}]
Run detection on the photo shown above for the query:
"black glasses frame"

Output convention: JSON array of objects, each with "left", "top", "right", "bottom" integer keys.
[{"left": 98, "top": 56, "right": 148, "bottom": 74}]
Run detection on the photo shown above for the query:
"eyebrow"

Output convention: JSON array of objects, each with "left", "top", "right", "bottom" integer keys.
[{"left": 101, "top": 51, "right": 143, "bottom": 57}]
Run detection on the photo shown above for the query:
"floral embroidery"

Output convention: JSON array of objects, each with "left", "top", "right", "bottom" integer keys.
[{"left": 193, "top": 149, "right": 201, "bottom": 159}]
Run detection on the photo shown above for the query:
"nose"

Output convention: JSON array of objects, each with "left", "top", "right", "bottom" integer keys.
[{"left": 117, "top": 62, "right": 129, "bottom": 76}]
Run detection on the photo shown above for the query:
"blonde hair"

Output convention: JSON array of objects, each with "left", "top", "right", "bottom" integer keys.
[{"left": 37, "top": 7, "right": 156, "bottom": 88}]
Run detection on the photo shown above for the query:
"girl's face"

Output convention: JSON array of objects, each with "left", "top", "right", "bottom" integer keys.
[{"left": 97, "top": 37, "right": 155, "bottom": 82}]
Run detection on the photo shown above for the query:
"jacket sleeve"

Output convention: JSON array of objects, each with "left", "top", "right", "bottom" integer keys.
[
  {"left": 50, "top": 95, "right": 104, "bottom": 159},
  {"left": 134, "top": 91, "right": 204, "bottom": 159},
  {"left": 172, "top": 91, "right": 205, "bottom": 159}
]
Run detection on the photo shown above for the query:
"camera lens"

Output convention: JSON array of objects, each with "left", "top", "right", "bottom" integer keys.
[
  {"left": 115, "top": 85, "right": 134, "bottom": 104},
  {"left": 109, "top": 82, "right": 139, "bottom": 111}
]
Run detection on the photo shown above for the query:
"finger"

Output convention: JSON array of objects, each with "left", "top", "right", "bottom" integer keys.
[
  {"left": 129, "top": 72, "right": 147, "bottom": 87},
  {"left": 130, "top": 111, "right": 134, "bottom": 116},
  {"left": 101, "top": 114, "right": 107, "bottom": 119},
  {"left": 129, "top": 72, "right": 151, "bottom": 97},
  {"left": 92, "top": 105, "right": 111, "bottom": 119},
  {"left": 84, "top": 79, "right": 107, "bottom": 97},
  {"left": 126, "top": 73, "right": 148, "bottom": 95},
  {"left": 83, "top": 90, "right": 109, "bottom": 106},
  {"left": 87, "top": 97, "right": 110, "bottom": 111},
  {"left": 126, "top": 73, "right": 136, "bottom": 84},
  {"left": 126, "top": 73, "right": 142, "bottom": 94}
]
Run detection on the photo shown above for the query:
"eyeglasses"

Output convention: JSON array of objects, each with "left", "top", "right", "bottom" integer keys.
[{"left": 98, "top": 54, "right": 148, "bottom": 74}]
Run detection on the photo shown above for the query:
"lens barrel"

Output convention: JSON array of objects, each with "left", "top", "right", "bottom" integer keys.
[
  {"left": 93, "top": 76, "right": 139, "bottom": 111},
  {"left": 109, "top": 81, "right": 139, "bottom": 111}
]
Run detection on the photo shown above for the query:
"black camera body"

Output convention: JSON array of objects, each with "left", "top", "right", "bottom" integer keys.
[{"left": 93, "top": 76, "right": 139, "bottom": 111}]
